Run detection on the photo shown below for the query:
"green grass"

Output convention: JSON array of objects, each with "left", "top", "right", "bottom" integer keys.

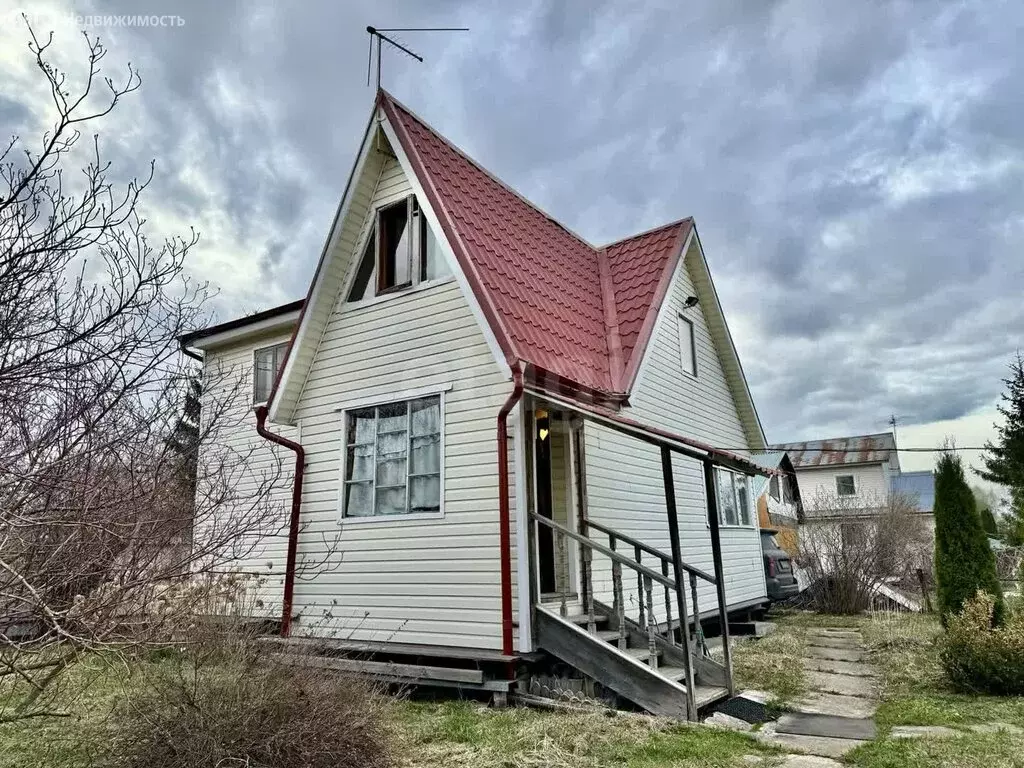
[
  {"left": 848, "top": 732, "right": 1024, "bottom": 768},
  {"left": 0, "top": 657, "right": 128, "bottom": 768},
  {"left": 395, "top": 700, "right": 780, "bottom": 767}
]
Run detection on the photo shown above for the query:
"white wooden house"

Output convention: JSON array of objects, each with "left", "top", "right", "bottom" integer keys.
[{"left": 181, "top": 90, "right": 771, "bottom": 720}]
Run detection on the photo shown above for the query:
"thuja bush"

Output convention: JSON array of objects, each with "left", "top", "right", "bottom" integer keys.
[
  {"left": 941, "top": 591, "right": 1024, "bottom": 696},
  {"left": 108, "top": 628, "right": 394, "bottom": 768}
]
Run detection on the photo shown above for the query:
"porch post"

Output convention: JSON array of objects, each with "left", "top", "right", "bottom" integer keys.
[
  {"left": 661, "top": 447, "right": 696, "bottom": 719},
  {"left": 703, "top": 458, "right": 735, "bottom": 695}
]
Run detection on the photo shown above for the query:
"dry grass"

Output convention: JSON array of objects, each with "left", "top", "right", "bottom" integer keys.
[
  {"left": 862, "top": 609, "right": 1024, "bottom": 730},
  {"left": 0, "top": 658, "right": 781, "bottom": 768},
  {"left": 729, "top": 623, "right": 808, "bottom": 710},
  {"left": 393, "top": 700, "right": 779, "bottom": 767}
]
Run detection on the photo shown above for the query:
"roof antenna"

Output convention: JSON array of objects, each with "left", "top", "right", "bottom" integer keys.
[
  {"left": 366, "top": 26, "right": 469, "bottom": 89},
  {"left": 888, "top": 413, "right": 900, "bottom": 451}
]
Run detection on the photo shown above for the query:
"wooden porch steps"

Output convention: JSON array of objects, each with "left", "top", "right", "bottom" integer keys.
[{"left": 535, "top": 606, "right": 729, "bottom": 720}]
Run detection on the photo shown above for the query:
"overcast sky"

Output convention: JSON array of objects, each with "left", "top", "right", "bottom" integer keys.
[{"left": 2, "top": 0, "right": 1021, "bottom": 481}]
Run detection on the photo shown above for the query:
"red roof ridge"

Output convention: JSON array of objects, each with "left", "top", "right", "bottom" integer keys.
[
  {"left": 600, "top": 216, "right": 694, "bottom": 252},
  {"left": 378, "top": 88, "right": 598, "bottom": 252},
  {"left": 378, "top": 88, "right": 698, "bottom": 401},
  {"left": 597, "top": 249, "right": 625, "bottom": 389}
]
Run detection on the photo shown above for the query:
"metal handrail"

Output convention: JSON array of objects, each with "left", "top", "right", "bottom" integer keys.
[
  {"left": 584, "top": 519, "right": 717, "bottom": 585},
  {"left": 529, "top": 513, "right": 675, "bottom": 590}
]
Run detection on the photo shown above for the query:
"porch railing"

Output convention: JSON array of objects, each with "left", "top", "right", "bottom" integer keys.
[
  {"left": 583, "top": 519, "right": 716, "bottom": 657},
  {"left": 530, "top": 511, "right": 730, "bottom": 718}
]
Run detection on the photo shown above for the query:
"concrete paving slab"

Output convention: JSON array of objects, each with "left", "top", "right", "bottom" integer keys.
[
  {"left": 775, "top": 756, "right": 845, "bottom": 768},
  {"left": 776, "top": 712, "right": 877, "bottom": 740},
  {"left": 805, "top": 670, "right": 876, "bottom": 698},
  {"left": 805, "top": 636, "right": 863, "bottom": 650},
  {"left": 793, "top": 691, "right": 878, "bottom": 719},
  {"left": 759, "top": 728, "right": 866, "bottom": 759},
  {"left": 808, "top": 629, "right": 862, "bottom": 639},
  {"left": 802, "top": 657, "right": 877, "bottom": 678},
  {"left": 804, "top": 645, "right": 864, "bottom": 662},
  {"left": 704, "top": 712, "right": 753, "bottom": 731}
]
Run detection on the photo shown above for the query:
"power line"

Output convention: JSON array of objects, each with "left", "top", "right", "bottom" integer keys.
[{"left": 735, "top": 446, "right": 990, "bottom": 453}]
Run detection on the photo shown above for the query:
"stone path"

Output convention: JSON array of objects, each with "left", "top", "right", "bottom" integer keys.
[{"left": 756, "top": 626, "right": 879, "bottom": 761}]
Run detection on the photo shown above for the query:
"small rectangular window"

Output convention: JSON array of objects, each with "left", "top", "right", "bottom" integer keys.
[
  {"left": 343, "top": 395, "right": 442, "bottom": 517},
  {"left": 714, "top": 467, "right": 753, "bottom": 527},
  {"left": 678, "top": 316, "right": 697, "bottom": 377},
  {"left": 836, "top": 474, "right": 857, "bottom": 497},
  {"left": 253, "top": 342, "right": 288, "bottom": 403},
  {"left": 769, "top": 475, "right": 780, "bottom": 501}
]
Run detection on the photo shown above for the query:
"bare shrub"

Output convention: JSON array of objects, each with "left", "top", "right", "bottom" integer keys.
[
  {"left": 107, "top": 623, "right": 394, "bottom": 768},
  {"left": 0, "top": 23, "right": 288, "bottom": 721},
  {"left": 797, "top": 491, "right": 931, "bottom": 614}
]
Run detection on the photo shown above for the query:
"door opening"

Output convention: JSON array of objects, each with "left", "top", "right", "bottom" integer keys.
[
  {"left": 535, "top": 409, "right": 578, "bottom": 601},
  {"left": 535, "top": 409, "right": 555, "bottom": 594}
]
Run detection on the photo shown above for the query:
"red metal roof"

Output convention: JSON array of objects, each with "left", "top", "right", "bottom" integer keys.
[{"left": 381, "top": 91, "right": 691, "bottom": 398}]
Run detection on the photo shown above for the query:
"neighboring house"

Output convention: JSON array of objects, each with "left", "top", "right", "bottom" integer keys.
[
  {"left": 772, "top": 432, "right": 901, "bottom": 519},
  {"left": 180, "top": 89, "right": 771, "bottom": 720},
  {"left": 751, "top": 451, "right": 802, "bottom": 556}
]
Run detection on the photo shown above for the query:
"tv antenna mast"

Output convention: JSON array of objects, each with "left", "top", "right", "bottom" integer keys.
[
  {"left": 366, "top": 26, "right": 469, "bottom": 89},
  {"left": 888, "top": 413, "right": 900, "bottom": 448}
]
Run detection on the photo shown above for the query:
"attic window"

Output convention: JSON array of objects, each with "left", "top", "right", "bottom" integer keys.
[
  {"left": 347, "top": 195, "right": 449, "bottom": 303},
  {"left": 678, "top": 316, "right": 697, "bottom": 377},
  {"left": 836, "top": 474, "right": 857, "bottom": 497}
]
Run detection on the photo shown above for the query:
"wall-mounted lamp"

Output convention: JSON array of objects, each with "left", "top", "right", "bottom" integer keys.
[
  {"left": 683, "top": 295, "right": 699, "bottom": 309},
  {"left": 536, "top": 408, "right": 550, "bottom": 441}
]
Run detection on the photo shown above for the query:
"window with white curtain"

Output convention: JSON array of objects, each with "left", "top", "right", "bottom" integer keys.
[
  {"left": 714, "top": 467, "right": 753, "bottom": 527},
  {"left": 342, "top": 395, "right": 442, "bottom": 517}
]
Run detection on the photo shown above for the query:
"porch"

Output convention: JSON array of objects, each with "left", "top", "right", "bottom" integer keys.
[{"left": 519, "top": 388, "right": 767, "bottom": 720}]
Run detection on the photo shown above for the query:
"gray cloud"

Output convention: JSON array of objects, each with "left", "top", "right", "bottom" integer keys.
[{"left": 6, "top": 0, "right": 1023, "bottom": 444}]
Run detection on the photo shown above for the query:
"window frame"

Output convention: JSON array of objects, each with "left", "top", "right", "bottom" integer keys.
[
  {"left": 835, "top": 474, "right": 857, "bottom": 497},
  {"left": 712, "top": 467, "right": 755, "bottom": 528},
  {"left": 345, "top": 195, "right": 452, "bottom": 306},
  {"left": 252, "top": 341, "right": 289, "bottom": 405},
  {"left": 336, "top": 385, "right": 450, "bottom": 524},
  {"left": 376, "top": 197, "right": 415, "bottom": 295},
  {"left": 677, "top": 314, "right": 698, "bottom": 378}
]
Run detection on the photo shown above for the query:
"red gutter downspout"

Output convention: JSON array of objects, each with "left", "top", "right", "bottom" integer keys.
[
  {"left": 497, "top": 363, "right": 524, "bottom": 668},
  {"left": 255, "top": 405, "right": 304, "bottom": 638}
]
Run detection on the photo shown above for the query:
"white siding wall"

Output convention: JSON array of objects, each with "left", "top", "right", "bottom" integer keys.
[
  {"left": 798, "top": 464, "right": 890, "bottom": 514},
  {"left": 197, "top": 331, "right": 297, "bottom": 616},
  {"left": 284, "top": 157, "right": 513, "bottom": 651},
  {"left": 583, "top": 241, "right": 767, "bottom": 621}
]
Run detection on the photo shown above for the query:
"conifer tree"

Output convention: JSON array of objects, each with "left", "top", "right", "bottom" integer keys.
[
  {"left": 934, "top": 451, "right": 1004, "bottom": 625},
  {"left": 980, "top": 353, "right": 1024, "bottom": 544}
]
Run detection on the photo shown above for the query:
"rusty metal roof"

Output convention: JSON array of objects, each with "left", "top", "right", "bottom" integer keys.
[{"left": 771, "top": 432, "right": 897, "bottom": 468}]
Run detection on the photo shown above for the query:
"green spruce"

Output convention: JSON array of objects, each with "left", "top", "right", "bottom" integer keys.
[
  {"left": 934, "top": 451, "right": 1004, "bottom": 625},
  {"left": 979, "top": 352, "right": 1024, "bottom": 543}
]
